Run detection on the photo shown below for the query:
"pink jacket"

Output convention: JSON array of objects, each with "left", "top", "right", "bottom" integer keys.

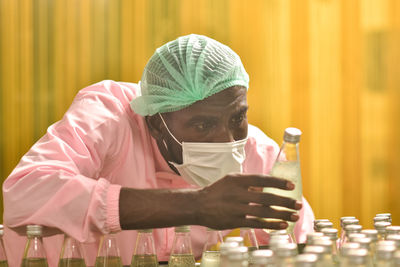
[{"left": 2, "top": 80, "right": 314, "bottom": 266}]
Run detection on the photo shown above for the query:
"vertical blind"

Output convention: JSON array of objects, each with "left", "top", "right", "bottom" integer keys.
[{"left": 0, "top": 0, "right": 399, "bottom": 229}]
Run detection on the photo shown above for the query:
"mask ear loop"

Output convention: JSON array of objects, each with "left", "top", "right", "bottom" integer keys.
[{"left": 158, "top": 113, "right": 182, "bottom": 146}]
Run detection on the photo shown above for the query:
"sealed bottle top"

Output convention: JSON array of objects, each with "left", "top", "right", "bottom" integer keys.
[
  {"left": 175, "top": 226, "right": 190, "bottom": 233},
  {"left": 275, "top": 243, "right": 298, "bottom": 258},
  {"left": 345, "top": 224, "right": 362, "bottom": 235},
  {"left": 26, "top": 225, "right": 43, "bottom": 236},
  {"left": 386, "top": 226, "right": 400, "bottom": 235},
  {"left": 306, "top": 232, "right": 324, "bottom": 245},
  {"left": 138, "top": 229, "right": 153, "bottom": 233},
  {"left": 361, "top": 229, "right": 378, "bottom": 242},
  {"left": 295, "top": 253, "right": 318, "bottom": 267},
  {"left": 341, "top": 216, "right": 356, "bottom": 224},
  {"left": 341, "top": 243, "right": 361, "bottom": 257},
  {"left": 376, "top": 240, "right": 396, "bottom": 250},
  {"left": 283, "top": 128, "right": 302, "bottom": 143},
  {"left": 315, "top": 221, "right": 333, "bottom": 232},
  {"left": 313, "top": 219, "right": 330, "bottom": 230},
  {"left": 321, "top": 228, "right": 338, "bottom": 240},
  {"left": 347, "top": 248, "right": 368, "bottom": 265},
  {"left": 251, "top": 249, "right": 274, "bottom": 265},
  {"left": 348, "top": 233, "right": 367, "bottom": 242},
  {"left": 269, "top": 236, "right": 290, "bottom": 251},
  {"left": 376, "top": 213, "right": 392, "bottom": 219},
  {"left": 376, "top": 245, "right": 395, "bottom": 261},
  {"left": 386, "top": 234, "right": 400, "bottom": 247},
  {"left": 375, "top": 221, "right": 391, "bottom": 232},
  {"left": 313, "top": 239, "right": 333, "bottom": 254},
  {"left": 342, "top": 218, "right": 359, "bottom": 227},
  {"left": 219, "top": 242, "right": 239, "bottom": 256},
  {"left": 226, "top": 246, "right": 248, "bottom": 262},
  {"left": 352, "top": 237, "right": 372, "bottom": 250},
  {"left": 374, "top": 216, "right": 391, "bottom": 223},
  {"left": 225, "top": 237, "right": 244, "bottom": 246},
  {"left": 303, "top": 246, "right": 324, "bottom": 261}
]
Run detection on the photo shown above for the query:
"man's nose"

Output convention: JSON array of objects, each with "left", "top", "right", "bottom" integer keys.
[{"left": 214, "top": 126, "right": 235, "bottom": 143}]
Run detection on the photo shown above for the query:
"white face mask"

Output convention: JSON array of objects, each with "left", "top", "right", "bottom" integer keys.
[{"left": 159, "top": 114, "right": 247, "bottom": 187}]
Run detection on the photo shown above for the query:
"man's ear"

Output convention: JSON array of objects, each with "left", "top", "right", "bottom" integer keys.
[{"left": 145, "top": 114, "right": 164, "bottom": 140}]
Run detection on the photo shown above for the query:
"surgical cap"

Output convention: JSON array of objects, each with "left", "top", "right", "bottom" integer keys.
[{"left": 130, "top": 34, "right": 249, "bottom": 116}]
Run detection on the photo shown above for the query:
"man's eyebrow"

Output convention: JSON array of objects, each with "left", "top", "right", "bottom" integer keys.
[
  {"left": 184, "top": 115, "right": 219, "bottom": 126},
  {"left": 232, "top": 106, "right": 249, "bottom": 116}
]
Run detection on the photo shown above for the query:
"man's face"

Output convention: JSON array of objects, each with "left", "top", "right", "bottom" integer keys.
[{"left": 147, "top": 86, "right": 248, "bottom": 165}]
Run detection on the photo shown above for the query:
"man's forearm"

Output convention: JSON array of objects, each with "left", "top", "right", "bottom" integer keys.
[{"left": 119, "top": 187, "right": 201, "bottom": 230}]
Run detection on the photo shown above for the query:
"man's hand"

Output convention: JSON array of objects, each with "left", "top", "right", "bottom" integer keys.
[{"left": 195, "top": 173, "right": 302, "bottom": 230}]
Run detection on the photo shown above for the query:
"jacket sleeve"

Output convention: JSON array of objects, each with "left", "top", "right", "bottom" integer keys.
[{"left": 2, "top": 89, "right": 125, "bottom": 242}]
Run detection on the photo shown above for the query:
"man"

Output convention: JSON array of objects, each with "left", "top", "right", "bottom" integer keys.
[{"left": 3, "top": 34, "right": 314, "bottom": 266}]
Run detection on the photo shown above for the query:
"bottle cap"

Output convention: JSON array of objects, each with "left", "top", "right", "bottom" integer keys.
[
  {"left": 313, "top": 239, "right": 333, "bottom": 254},
  {"left": 385, "top": 235, "right": 400, "bottom": 247},
  {"left": 315, "top": 221, "right": 333, "bottom": 232},
  {"left": 251, "top": 249, "right": 274, "bottom": 264},
  {"left": 220, "top": 242, "right": 239, "bottom": 256},
  {"left": 376, "top": 240, "right": 396, "bottom": 250},
  {"left": 225, "top": 236, "right": 244, "bottom": 246},
  {"left": 269, "top": 229, "right": 289, "bottom": 236},
  {"left": 295, "top": 253, "right": 318, "bottom": 267},
  {"left": 345, "top": 224, "right": 362, "bottom": 235},
  {"left": 352, "top": 237, "right": 372, "bottom": 250},
  {"left": 276, "top": 243, "right": 298, "bottom": 257},
  {"left": 341, "top": 242, "right": 361, "bottom": 257},
  {"left": 175, "top": 225, "right": 190, "bottom": 233},
  {"left": 313, "top": 219, "right": 330, "bottom": 228},
  {"left": 361, "top": 229, "right": 378, "bottom": 242},
  {"left": 226, "top": 246, "right": 248, "bottom": 261},
  {"left": 347, "top": 248, "right": 368, "bottom": 264},
  {"left": 348, "top": 233, "right": 366, "bottom": 242},
  {"left": 303, "top": 246, "right": 324, "bottom": 260},
  {"left": 374, "top": 221, "right": 391, "bottom": 232},
  {"left": 26, "top": 225, "right": 43, "bottom": 236},
  {"left": 283, "top": 128, "right": 302, "bottom": 143},
  {"left": 376, "top": 245, "right": 395, "bottom": 261},
  {"left": 306, "top": 232, "right": 324, "bottom": 245},
  {"left": 374, "top": 216, "right": 391, "bottom": 223},
  {"left": 386, "top": 226, "right": 400, "bottom": 235},
  {"left": 321, "top": 228, "right": 338, "bottom": 240},
  {"left": 376, "top": 213, "right": 392, "bottom": 219},
  {"left": 138, "top": 229, "right": 153, "bottom": 233},
  {"left": 342, "top": 218, "right": 359, "bottom": 227}
]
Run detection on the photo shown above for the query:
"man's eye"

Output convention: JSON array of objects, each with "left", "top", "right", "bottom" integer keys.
[
  {"left": 232, "top": 114, "right": 246, "bottom": 125},
  {"left": 193, "top": 122, "right": 213, "bottom": 131}
]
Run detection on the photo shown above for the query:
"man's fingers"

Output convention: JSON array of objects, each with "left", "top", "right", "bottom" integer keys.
[
  {"left": 233, "top": 174, "right": 294, "bottom": 190},
  {"left": 236, "top": 217, "right": 289, "bottom": 230},
  {"left": 245, "top": 192, "right": 302, "bottom": 210},
  {"left": 244, "top": 205, "right": 299, "bottom": 222}
]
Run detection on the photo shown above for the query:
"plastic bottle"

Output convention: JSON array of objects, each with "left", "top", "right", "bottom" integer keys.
[
  {"left": 263, "top": 127, "right": 302, "bottom": 243},
  {"left": 168, "top": 226, "right": 195, "bottom": 267},
  {"left": 131, "top": 229, "right": 158, "bottom": 267},
  {"left": 21, "top": 225, "right": 48, "bottom": 267},
  {"left": 200, "top": 228, "right": 223, "bottom": 267},
  {"left": 94, "top": 233, "right": 123, "bottom": 267},
  {"left": 0, "top": 226, "right": 8, "bottom": 267},
  {"left": 58, "top": 234, "right": 86, "bottom": 267}
]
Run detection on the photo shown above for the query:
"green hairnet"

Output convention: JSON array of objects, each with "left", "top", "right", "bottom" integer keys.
[{"left": 130, "top": 34, "right": 249, "bottom": 116}]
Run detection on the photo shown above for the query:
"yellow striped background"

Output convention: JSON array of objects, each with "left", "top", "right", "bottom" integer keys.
[{"left": 1, "top": 0, "right": 400, "bottom": 231}]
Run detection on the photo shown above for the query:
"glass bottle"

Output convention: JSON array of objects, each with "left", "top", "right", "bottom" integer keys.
[
  {"left": 225, "top": 237, "right": 244, "bottom": 246},
  {"left": 95, "top": 233, "right": 122, "bottom": 267},
  {"left": 168, "top": 226, "right": 195, "bottom": 267},
  {"left": 200, "top": 228, "right": 223, "bottom": 267},
  {"left": 270, "top": 229, "right": 294, "bottom": 244},
  {"left": 219, "top": 241, "right": 239, "bottom": 267},
  {"left": 375, "top": 245, "right": 395, "bottom": 267},
  {"left": 360, "top": 230, "right": 378, "bottom": 265},
  {"left": 226, "top": 246, "right": 248, "bottom": 267},
  {"left": 275, "top": 243, "right": 298, "bottom": 267},
  {"left": 263, "top": 127, "right": 302, "bottom": 243},
  {"left": 306, "top": 233, "right": 325, "bottom": 246},
  {"left": 0, "top": 226, "right": 8, "bottom": 267},
  {"left": 21, "top": 225, "right": 48, "bottom": 267},
  {"left": 376, "top": 213, "right": 392, "bottom": 223},
  {"left": 314, "top": 220, "right": 331, "bottom": 232},
  {"left": 386, "top": 226, "right": 400, "bottom": 236},
  {"left": 374, "top": 222, "right": 391, "bottom": 241},
  {"left": 240, "top": 228, "right": 259, "bottom": 252},
  {"left": 58, "top": 234, "right": 86, "bottom": 267},
  {"left": 302, "top": 246, "right": 325, "bottom": 266},
  {"left": 313, "top": 239, "right": 336, "bottom": 267},
  {"left": 386, "top": 234, "right": 400, "bottom": 248},
  {"left": 351, "top": 237, "right": 373, "bottom": 267},
  {"left": 393, "top": 250, "right": 400, "bottom": 267},
  {"left": 342, "top": 225, "right": 362, "bottom": 248},
  {"left": 315, "top": 222, "right": 333, "bottom": 233},
  {"left": 249, "top": 250, "right": 275, "bottom": 267},
  {"left": 339, "top": 243, "right": 360, "bottom": 266},
  {"left": 340, "top": 219, "right": 359, "bottom": 249},
  {"left": 321, "top": 228, "right": 340, "bottom": 265},
  {"left": 131, "top": 229, "right": 158, "bottom": 267},
  {"left": 344, "top": 248, "right": 369, "bottom": 267},
  {"left": 295, "top": 254, "right": 318, "bottom": 267}
]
